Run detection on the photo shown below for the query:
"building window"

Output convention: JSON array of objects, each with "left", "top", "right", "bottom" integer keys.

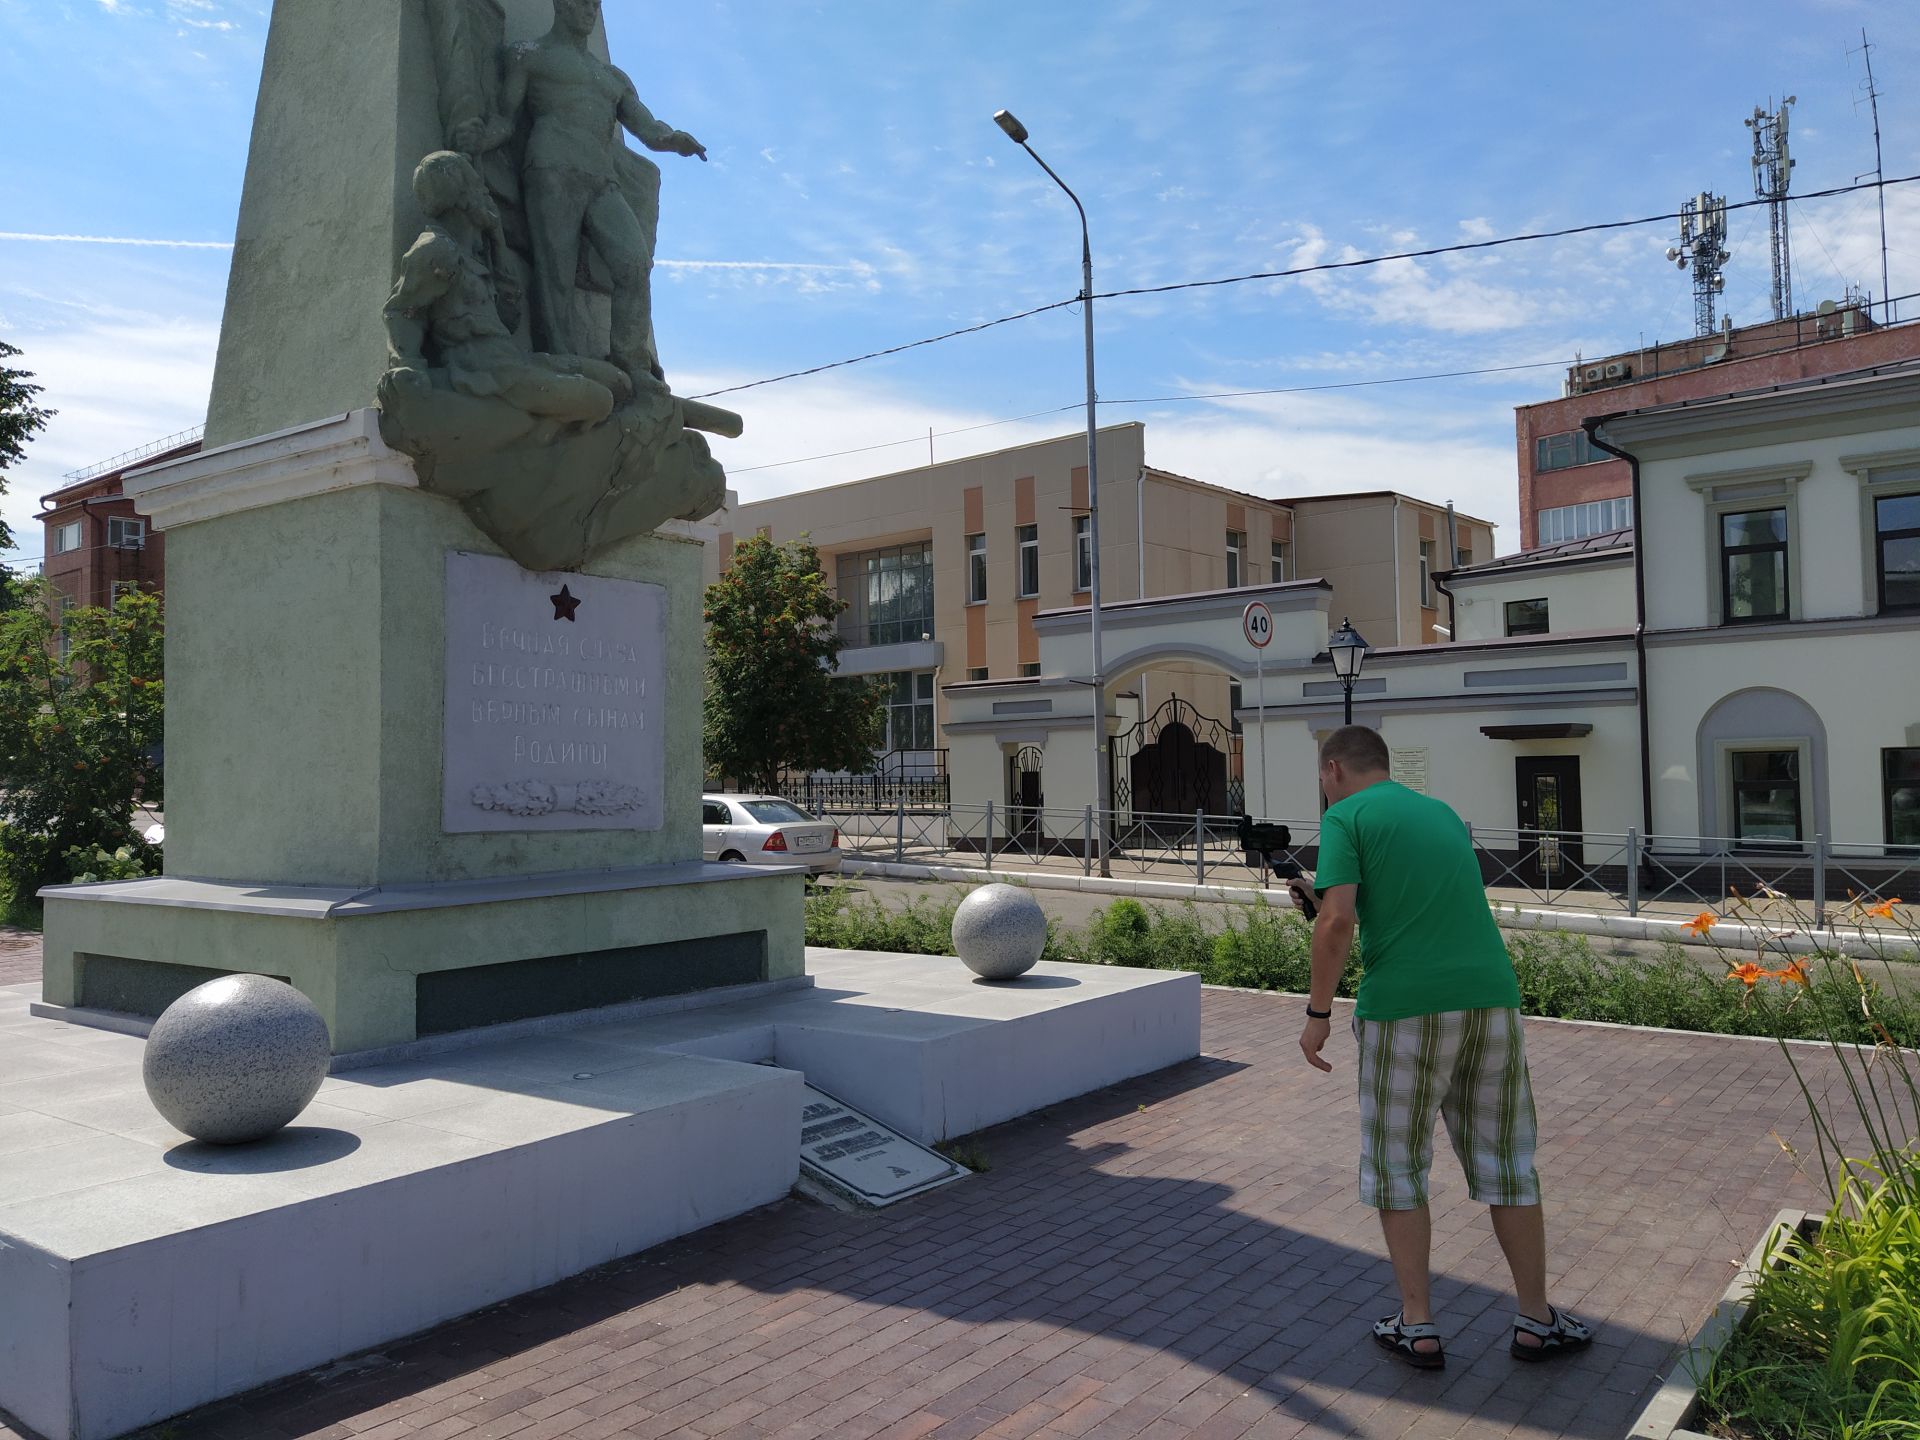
[
  {"left": 966, "top": 533, "right": 986, "bottom": 604},
  {"left": 966, "top": 666, "right": 988, "bottom": 682},
  {"left": 1016, "top": 524, "right": 1039, "bottom": 598},
  {"left": 1073, "top": 515, "right": 1092, "bottom": 592},
  {"left": 1537, "top": 497, "right": 1633, "bottom": 545},
  {"left": 1228, "top": 681, "right": 1243, "bottom": 735},
  {"left": 1721, "top": 508, "right": 1789, "bottom": 623},
  {"left": 835, "top": 541, "right": 934, "bottom": 648},
  {"left": 1418, "top": 540, "right": 1436, "bottom": 608},
  {"left": 1018, "top": 662, "right": 1040, "bottom": 677},
  {"left": 1730, "top": 749, "right": 1802, "bottom": 846},
  {"left": 107, "top": 517, "right": 146, "bottom": 550},
  {"left": 1270, "top": 540, "right": 1290, "bottom": 582},
  {"left": 1875, "top": 492, "right": 1920, "bottom": 612},
  {"left": 1886, "top": 749, "right": 1920, "bottom": 851},
  {"left": 1535, "top": 430, "right": 1604, "bottom": 472},
  {"left": 52, "top": 520, "right": 81, "bottom": 555},
  {"left": 882, "top": 671, "right": 935, "bottom": 752},
  {"left": 110, "top": 581, "right": 140, "bottom": 605},
  {"left": 54, "top": 591, "right": 75, "bottom": 662},
  {"left": 1225, "top": 531, "right": 1246, "bottom": 588},
  {"left": 1457, "top": 545, "right": 1474, "bottom": 568},
  {"left": 1504, "top": 598, "right": 1550, "bottom": 636}
]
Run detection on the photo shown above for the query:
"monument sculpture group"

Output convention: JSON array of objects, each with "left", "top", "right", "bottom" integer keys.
[
  {"left": 36, "top": 0, "right": 803, "bottom": 1055},
  {"left": 382, "top": 0, "right": 740, "bottom": 573}
]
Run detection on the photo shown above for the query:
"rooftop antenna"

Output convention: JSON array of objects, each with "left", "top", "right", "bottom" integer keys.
[
  {"left": 1744, "top": 97, "right": 1796, "bottom": 321},
  {"left": 1666, "top": 191, "right": 1730, "bottom": 336},
  {"left": 1849, "top": 29, "right": 1893, "bottom": 324}
]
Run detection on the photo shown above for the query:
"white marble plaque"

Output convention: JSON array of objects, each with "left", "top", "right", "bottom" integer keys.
[
  {"left": 443, "top": 551, "right": 665, "bottom": 832},
  {"left": 797, "top": 1085, "right": 964, "bottom": 1206}
]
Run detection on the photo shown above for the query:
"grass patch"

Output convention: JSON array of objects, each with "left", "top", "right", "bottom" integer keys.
[{"left": 936, "top": 1137, "right": 992, "bottom": 1173}]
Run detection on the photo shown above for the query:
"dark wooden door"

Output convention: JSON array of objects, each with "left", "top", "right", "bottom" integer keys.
[{"left": 1515, "top": 756, "right": 1583, "bottom": 887}]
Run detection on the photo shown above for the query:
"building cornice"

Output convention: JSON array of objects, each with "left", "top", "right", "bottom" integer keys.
[
  {"left": 1682, "top": 461, "right": 1813, "bottom": 492},
  {"left": 1646, "top": 612, "right": 1920, "bottom": 648},
  {"left": 1444, "top": 550, "right": 1632, "bottom": 585},
  {"left": 1596, "top": 368, "right": 1920, "bottom": 448},
  {"left": 1033, "top": 579, "right": 1329, "bottom": 632}
]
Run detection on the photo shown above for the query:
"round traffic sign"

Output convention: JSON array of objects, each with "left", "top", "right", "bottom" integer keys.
[{"left": 1242, "top": 600, "right": 1273, "bottom": 649}]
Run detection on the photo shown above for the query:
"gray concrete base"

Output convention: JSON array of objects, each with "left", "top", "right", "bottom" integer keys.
[
  {"left": 37, "top": 861, "right": 809, "bottom": 1054},
  {"left": 0, "top": 948, "right": 1198, "bottom": 1440}
]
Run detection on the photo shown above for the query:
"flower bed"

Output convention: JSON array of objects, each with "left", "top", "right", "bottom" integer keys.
[{"left": 1629, "top": 1209, "right": 1813, "bottom": 1440}]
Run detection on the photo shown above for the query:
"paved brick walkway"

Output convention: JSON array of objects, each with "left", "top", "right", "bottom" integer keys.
[
  {"left": 0, "top": 928, "right": 40, "bottom": 986},
  {"left": 0, "top": 937, "right": 1847, "bottom": 1440}
]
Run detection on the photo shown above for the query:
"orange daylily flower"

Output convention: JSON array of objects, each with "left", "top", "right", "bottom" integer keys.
[
  {"left": 1683, "top": 912, "right": 1718, "bottom": 937},
  {"left": 1866, "top": 898, "right": 1901, "bottom": 920},
  {"left": 1727, "top": 962, "right": 1767, "bottom": 987},
  {"left": 1773, "top": 959, "right": 1811, "bottom": 989}
]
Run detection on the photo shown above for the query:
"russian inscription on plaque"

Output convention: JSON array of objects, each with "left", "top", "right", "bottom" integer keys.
[{"left": 443, "top": 550, "right": 665, "bottom": 832}]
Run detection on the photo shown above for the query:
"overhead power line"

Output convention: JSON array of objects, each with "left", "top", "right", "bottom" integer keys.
[
  {"left": 731, "top": 358, "right": 1572, "bottom": 476},
  {"left": 691, "top": 172, "right": 1920, "bottom": 402}
]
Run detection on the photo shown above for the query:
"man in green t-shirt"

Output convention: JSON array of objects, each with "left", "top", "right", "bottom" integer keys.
[{"left": 1292, "top": 725, "right": 1591, "bottom": 1371}]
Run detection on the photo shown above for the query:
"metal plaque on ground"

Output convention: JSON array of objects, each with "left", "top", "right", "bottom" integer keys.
[{"left": 797, "top": 1084, "right": 965, "bottom": 1207}]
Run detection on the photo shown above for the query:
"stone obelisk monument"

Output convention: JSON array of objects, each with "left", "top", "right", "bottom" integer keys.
[{"left": 40, "top": 0, "right": 803, "bottom": 1053}]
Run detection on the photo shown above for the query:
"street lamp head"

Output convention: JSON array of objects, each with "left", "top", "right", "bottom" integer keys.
[
  {"left": 992, "top": 109, "right": 1030, "bottom": 145},
  {"left": 1327, "top": 617, "right": 1371, "bottom": 681}
]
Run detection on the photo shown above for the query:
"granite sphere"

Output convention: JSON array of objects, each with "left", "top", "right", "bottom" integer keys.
[
  {"left": 143, "top": 975, "right": 332, "bottom": 1144},
  {"left": 951, "top": 884, "right": 1048, "bottom": 981}
]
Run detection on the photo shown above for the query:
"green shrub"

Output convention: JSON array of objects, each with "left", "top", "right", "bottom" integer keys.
[
  {"left": 804, "top": 883, "right": 1070, "bottom": 962},
  {"left": 63, "top": 842, "right": 160, "bottom": 885}
]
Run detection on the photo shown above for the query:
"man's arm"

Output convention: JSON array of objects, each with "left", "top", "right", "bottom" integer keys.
[
  {"left": 616, "top": 72, "right": 705, "bottom": 158},
  {"left": 1298, "top": 883, "right": 1357, "bottom": 1073}
]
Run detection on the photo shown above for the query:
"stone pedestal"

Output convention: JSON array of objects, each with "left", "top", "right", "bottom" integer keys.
[{"left": 39, "top": 411, "right": 802, "bottom": 1053}]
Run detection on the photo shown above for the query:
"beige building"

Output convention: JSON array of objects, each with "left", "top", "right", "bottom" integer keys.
[{"left": 705, "top": 423, "right": 1493, "bottom": 781}]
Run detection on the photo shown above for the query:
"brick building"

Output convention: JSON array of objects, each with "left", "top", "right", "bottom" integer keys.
[
  {"left": 38, "top": 430, "right": 197, "bottom": 644},
  {"left": 1516, "top": 303, "right": 1920, "bottom": 549}
]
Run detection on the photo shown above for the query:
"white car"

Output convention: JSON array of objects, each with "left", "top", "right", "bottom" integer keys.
[{"left": 701, "top": 794, "right": 842, "bottom": 875}]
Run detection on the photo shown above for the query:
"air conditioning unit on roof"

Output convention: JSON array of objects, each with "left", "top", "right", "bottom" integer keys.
[
  {"left": 1603, "top": 361, "right": 1631, "bottom": 380},
  {"left": 1582, "top": 365, "right": 1606, "bottom": 385}
]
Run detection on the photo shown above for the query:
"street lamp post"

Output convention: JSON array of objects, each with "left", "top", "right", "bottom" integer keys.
[
  {"left": 1327, "top": 617, "right": 1371, "bottom": 727},
  {"left": 994, "top": 107, "right": 1111, "bottom": 876}
]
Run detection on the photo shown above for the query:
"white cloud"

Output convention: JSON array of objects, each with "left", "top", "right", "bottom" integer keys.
[
  {"left": 0, "top": 232, "right": 232, "bottom": 250},
  {"left": 1, "top": 312, "right": 217, "bottom": 564}
]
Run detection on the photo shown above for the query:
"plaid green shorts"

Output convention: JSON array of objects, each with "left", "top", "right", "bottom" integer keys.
[{"left": 1353, "top": 1006, "right": 1541, "bottom": 1211}]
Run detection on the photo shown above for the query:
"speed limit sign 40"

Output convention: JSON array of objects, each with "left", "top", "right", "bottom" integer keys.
[{"left": 1242, "top": 600, "right": 1273, "bottom": 649}]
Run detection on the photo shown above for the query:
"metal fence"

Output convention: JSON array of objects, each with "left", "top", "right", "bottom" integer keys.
[{"left": 802, "top": 798, "right": 1920, "bottom": 928}]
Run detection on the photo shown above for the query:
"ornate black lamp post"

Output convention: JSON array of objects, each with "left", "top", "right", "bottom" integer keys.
[{"left": 1327, "top": 617, "right": 1371, "bottom": 726}]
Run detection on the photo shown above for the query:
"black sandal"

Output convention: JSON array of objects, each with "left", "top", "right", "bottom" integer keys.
[
  {"left": 1372, "top": 1312, "right": 1445, "bottom": 1370},
  {"left": 1510, "top": 1306, "right": 1593, "bottom": 1361}
]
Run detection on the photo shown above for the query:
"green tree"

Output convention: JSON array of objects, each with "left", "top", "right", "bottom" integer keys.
[
  {"left": 0, "top": 341, "right": 57, "bottom": 561},
  {"left": 0, "top": 579, "right": 165, "bottom": 903},
  {"left": 702, "top": 534, "right": 886, "bottom": 793}
]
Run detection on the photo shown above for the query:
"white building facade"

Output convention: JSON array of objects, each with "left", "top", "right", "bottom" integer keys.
[{"left": 940, "top": 362, "right": 1920, "bottom": 879}]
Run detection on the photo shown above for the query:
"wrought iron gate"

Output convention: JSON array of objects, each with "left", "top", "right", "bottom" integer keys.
[{"left": 1109, "top": 697, "right": 1243, "bottom": 822}]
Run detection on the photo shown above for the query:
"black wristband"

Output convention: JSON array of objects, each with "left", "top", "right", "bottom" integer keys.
[{"left": 1305, "top": 1004, "right": 1333, "bottom": 1020}]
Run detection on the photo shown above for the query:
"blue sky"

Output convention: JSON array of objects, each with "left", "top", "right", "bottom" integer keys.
[{"left": 2, "top": 0, "right": 1915, "bottom": 566}]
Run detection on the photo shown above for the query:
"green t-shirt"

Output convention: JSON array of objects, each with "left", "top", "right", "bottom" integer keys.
[{"left": 1314, "top": 779, "right": 1521, "bottom": 1022}]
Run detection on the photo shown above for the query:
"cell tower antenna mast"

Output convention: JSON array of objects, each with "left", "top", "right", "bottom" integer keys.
[
  {"left": 1666, "top": 192, "right": 1730, "bottom": 337},
  {"left": 1745, "top": 96, "right": 1796, "bottom": 321},
  {"left": 1850, "top": 29, "right": 1893, "bottom": 323}
]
